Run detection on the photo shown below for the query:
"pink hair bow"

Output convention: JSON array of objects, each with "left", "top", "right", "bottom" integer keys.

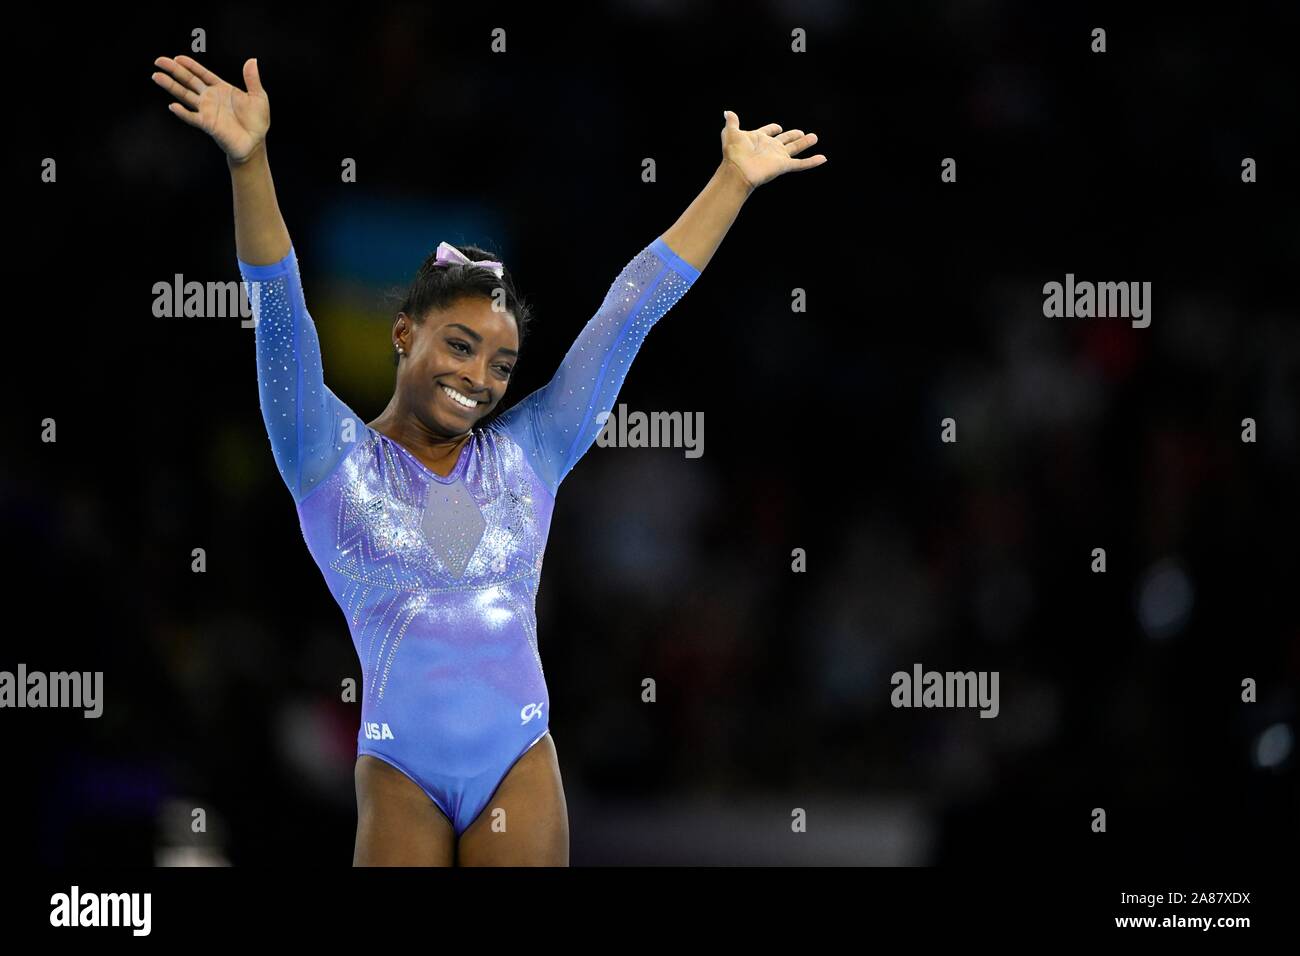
[{"left": 434, "top": 241, "right": 504, "bottom": 278}]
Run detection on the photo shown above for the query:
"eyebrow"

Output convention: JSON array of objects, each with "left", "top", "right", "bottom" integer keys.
[{"left": 445, "top": 323, "right": 518, "bottom": 358}]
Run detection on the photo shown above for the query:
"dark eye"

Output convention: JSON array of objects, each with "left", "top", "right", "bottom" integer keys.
[
  {"left": 450, "top": 340, "right": 470, "bottom": 353},
  {"left": 496, "top": 365, "right": 514, "bottom": 377}
]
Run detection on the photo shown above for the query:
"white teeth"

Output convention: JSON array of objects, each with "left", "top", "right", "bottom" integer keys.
[{"left": 441, "top": 385, "right": 478, "bottom": 408}]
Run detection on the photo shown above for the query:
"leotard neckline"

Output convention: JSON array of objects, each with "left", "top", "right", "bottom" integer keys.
[{"left": 369, "top": 425, "right": 474, "bottom": 484}]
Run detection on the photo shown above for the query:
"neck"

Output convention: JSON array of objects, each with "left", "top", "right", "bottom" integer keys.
[{"left": 368, "top": 396, "right": 471, "bottom": 458}]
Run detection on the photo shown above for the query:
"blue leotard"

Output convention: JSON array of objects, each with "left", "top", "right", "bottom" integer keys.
[{"left": 238, "top": 236, "right": 699, "bottom": 835}]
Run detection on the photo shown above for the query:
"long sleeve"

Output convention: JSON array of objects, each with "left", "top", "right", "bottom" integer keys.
[
  {"left": 491, "top": 235, "right": 701, "bottom": 497},
  {"left": 238, "top": 246, "right": 362, "bottom": 503}
]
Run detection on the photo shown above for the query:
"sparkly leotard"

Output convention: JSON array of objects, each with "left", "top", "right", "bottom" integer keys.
[{"left": 238, "top": 236, "right": 699, "bottom": 835}]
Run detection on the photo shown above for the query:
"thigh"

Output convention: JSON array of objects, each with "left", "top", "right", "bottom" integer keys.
[
  {"left": 353, "top": 755, "right": 456, "bottom": 866},
  {"left": 456, "top": 732, "right": 569, "bottom": 866}
]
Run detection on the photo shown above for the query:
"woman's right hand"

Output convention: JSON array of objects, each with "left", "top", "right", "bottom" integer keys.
[{"left": 152, "top": 55, "right": 269, "bottom": 164}]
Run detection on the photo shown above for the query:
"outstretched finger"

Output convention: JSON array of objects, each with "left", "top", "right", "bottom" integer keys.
[
  {"left": 243, "top": 58, "right": 265, "bottom": 96},
  {"left": 789, "top": 154, "right": 827, "bottom": 171},
  {"left": 166, "top": 101, "right": 206, "bottom": 130},
  {"left": 152, "top": 69, "right": 201, "bottom": 108},
  {"left": 755, "top": 122, "right": 783, "bottom": 136},
  {"left": 175, "top": 54, "right": 226, "bottom": 88},
  {"left": 785, "top": 132, "right": 819, "bottom": 155},
  {"left": 776, "top": 130, "right": 804, "bottom": 145},
  {"left": 153, "top": 56, "right": 205, "bottom": 97}
]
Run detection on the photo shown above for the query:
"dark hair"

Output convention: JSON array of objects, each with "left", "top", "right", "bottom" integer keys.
[{"left": 385, "top": 243, "right": 533, "bottom": 367}]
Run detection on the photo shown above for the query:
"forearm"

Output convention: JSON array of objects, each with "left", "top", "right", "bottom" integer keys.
[
  {"left": 230, "top": 142, "right": 292, "bottom": 265},
  {"left": 660, "top": 159, "right": 754, "bottom": 273}
]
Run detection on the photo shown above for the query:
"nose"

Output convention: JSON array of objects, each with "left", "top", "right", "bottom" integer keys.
[{"left": 460, "top": 370, "right": 488, "bottom": 399}]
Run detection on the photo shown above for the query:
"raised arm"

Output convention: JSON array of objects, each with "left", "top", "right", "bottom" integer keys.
[
  {"left": 236, "top": 246, "right": 361, "bottom": 502},
  {"left": 491, "top": 236, "right": 701, "bottom": 496},
  {"left": 661, "top": 109, "right": 826, "bottom": 271},
  {"left": 492, "top": 109, "right": 826, "bottom": 496},
  {"left": 154, "top": 55, "right": 359, "bottom": 501},
  {"left": 152, "top": 56, "right": 287, "bottom": 263}
]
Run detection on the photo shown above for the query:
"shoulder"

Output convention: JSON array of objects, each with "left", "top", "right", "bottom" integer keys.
[{"left": 480, "top": 420, "right": 556, "bottom": 500}]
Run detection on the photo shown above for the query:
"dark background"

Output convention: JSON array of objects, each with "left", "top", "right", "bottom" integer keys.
[{"left": 3, "top": 1, "right": 1297, "bottom": 865}]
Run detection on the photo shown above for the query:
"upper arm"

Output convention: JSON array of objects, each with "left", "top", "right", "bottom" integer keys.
[
  {"left": 239, "top": 246, "right": 363, "bottom": 502},
  {"left": 492, "top": 236, "right": 700, "bottom": 495}
]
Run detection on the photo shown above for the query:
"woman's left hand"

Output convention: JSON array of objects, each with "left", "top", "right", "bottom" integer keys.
[{"left": 720, "top": 110, "right": 827, "bottom": 189}]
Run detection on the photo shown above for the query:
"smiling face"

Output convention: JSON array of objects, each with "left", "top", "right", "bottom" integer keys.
[{"left": 394, "top": 295, "right": 519, "bottom": 436}]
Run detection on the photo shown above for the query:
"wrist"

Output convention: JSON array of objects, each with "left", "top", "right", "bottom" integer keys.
[
  {"left": 228, "top": 140, "right": 268, "bottom": 170},
  {"left": 719, "top": 157, "right": 757, "bottom": 197}
]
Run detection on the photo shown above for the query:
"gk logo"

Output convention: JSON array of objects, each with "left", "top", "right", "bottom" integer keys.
[{"left": 520, "top": 702, "right": 544, "bottom": 725}]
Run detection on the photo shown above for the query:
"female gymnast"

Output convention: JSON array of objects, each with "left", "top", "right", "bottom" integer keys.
[{"left": 151, "top": 53, "right": 826, "bottom": 866}]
